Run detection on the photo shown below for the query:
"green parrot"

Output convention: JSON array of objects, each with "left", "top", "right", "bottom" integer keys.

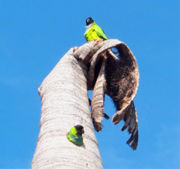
[
  {"left": 67, "top": 125, "right": 84, "bottom": 146},
  {"left": 84, "top": 17, "right": 108, "bottom": 41}
]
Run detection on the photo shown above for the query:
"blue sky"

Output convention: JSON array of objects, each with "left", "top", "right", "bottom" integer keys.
[{"left": 0, "top": 0, "right": 179, "bottom": 169}]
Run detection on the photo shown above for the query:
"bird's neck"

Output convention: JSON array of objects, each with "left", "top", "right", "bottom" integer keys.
[{"left": 85, "top": 22, "right": 95, "bottom": 30}]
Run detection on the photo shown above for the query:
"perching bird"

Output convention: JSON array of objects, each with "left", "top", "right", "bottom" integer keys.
[
  {"left": 84, "top": 17, "right": 108, "bottom": 41},
  {"left": 67, "top": 125, "right": 84, "bottom": 146}
]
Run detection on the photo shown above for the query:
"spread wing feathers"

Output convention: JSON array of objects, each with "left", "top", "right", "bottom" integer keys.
[
  {"left": 91, "top": 59, "right": 109, "bottom": 131},
  {"left": 87, "top": 39, "right": 139, "bottom": 150},
  {"left": 108, "top": 44, "right": 139, "bottom": 125},
  {"left": 121, "top": 101, "right": 138, "bottom": 150},
  {"left": 95, "top": 25, "right": 108, "bottom": 40}
]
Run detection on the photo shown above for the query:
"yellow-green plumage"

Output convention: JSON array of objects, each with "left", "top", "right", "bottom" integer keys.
[
  {"left": 84, "top": 22, "right": 108, "bottom": 41},
  {"left": 67, "top": 126, "right": 83, "bottom": 146}
]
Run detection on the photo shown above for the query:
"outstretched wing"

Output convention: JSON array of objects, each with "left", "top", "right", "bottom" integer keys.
[
  {"left": 95, "top": 25, "right": 108, "bottom": 40},
  {"left": 121, "top": 101, "right": 138, "bottom": 150},
  {"left": 88, "top": 40, "right": 139, "bottom": 150}
]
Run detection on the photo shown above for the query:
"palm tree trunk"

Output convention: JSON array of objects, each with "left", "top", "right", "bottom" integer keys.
[
  {"left": 31, "top": 47, "right": 103, "bottom": 169},
  {"left": 32, "top": 39, "right": 139, "bottom": 168}
]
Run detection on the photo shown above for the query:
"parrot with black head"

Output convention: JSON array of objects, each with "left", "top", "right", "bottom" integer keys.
[
  {"left": 67, "top": 125, "right": 84, "bottom": 146},
  {"left": 84, "top": 17, "right": 108, "bottom": 41}
]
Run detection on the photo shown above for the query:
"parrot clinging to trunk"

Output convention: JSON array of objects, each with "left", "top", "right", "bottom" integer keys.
[
  {"left": 67, "top": 125, "right": 84, "bottom": 146},
  {"left": 84, "top": 17, "right": 108, "bottom": 41}
]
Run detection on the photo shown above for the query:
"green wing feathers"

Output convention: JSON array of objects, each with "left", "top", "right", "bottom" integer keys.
[{"left": 95, "top": 25, "right": 108, "bottom": 40}]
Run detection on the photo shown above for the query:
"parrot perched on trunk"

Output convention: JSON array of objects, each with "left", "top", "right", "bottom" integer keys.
[
  {"left": 67, "top": 125, "right": 84, "bottom": 146},
  {"left": 84, "top": 17, "right": 108, "bottom": 41}
]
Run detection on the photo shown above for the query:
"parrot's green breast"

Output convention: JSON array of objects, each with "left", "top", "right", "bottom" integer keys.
[
  {"left": 67, "top": 126, "right": 83, "bottom": 146},
  {"left": 84, "top": 22, "right": 108, "bottom": 41}
]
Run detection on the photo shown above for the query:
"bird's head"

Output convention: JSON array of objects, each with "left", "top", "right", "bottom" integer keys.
[
  {"left": 86, "top": 17, "right": 94, "bottom": 26},
  {"left": 75, "top": 125, "right": 84, "bottom": 136}
]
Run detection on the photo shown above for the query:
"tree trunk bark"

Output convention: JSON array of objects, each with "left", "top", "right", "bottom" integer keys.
[
  {"left": 31, "top": 47, "right": 103, "bottom": 169},
  {"left": 32, "top": 39, "right": 139, "bottom": 168}
]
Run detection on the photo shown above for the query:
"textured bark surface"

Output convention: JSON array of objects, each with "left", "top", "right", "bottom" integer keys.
[
  {"left": 32, "top": 47, "right": 103, "bottom": 169},
  {"left": 32, "top": 39, "right": 139, "bottom": 169},
  {"left": 91, "top": 59, "right": 106, "bottom": 131}
]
